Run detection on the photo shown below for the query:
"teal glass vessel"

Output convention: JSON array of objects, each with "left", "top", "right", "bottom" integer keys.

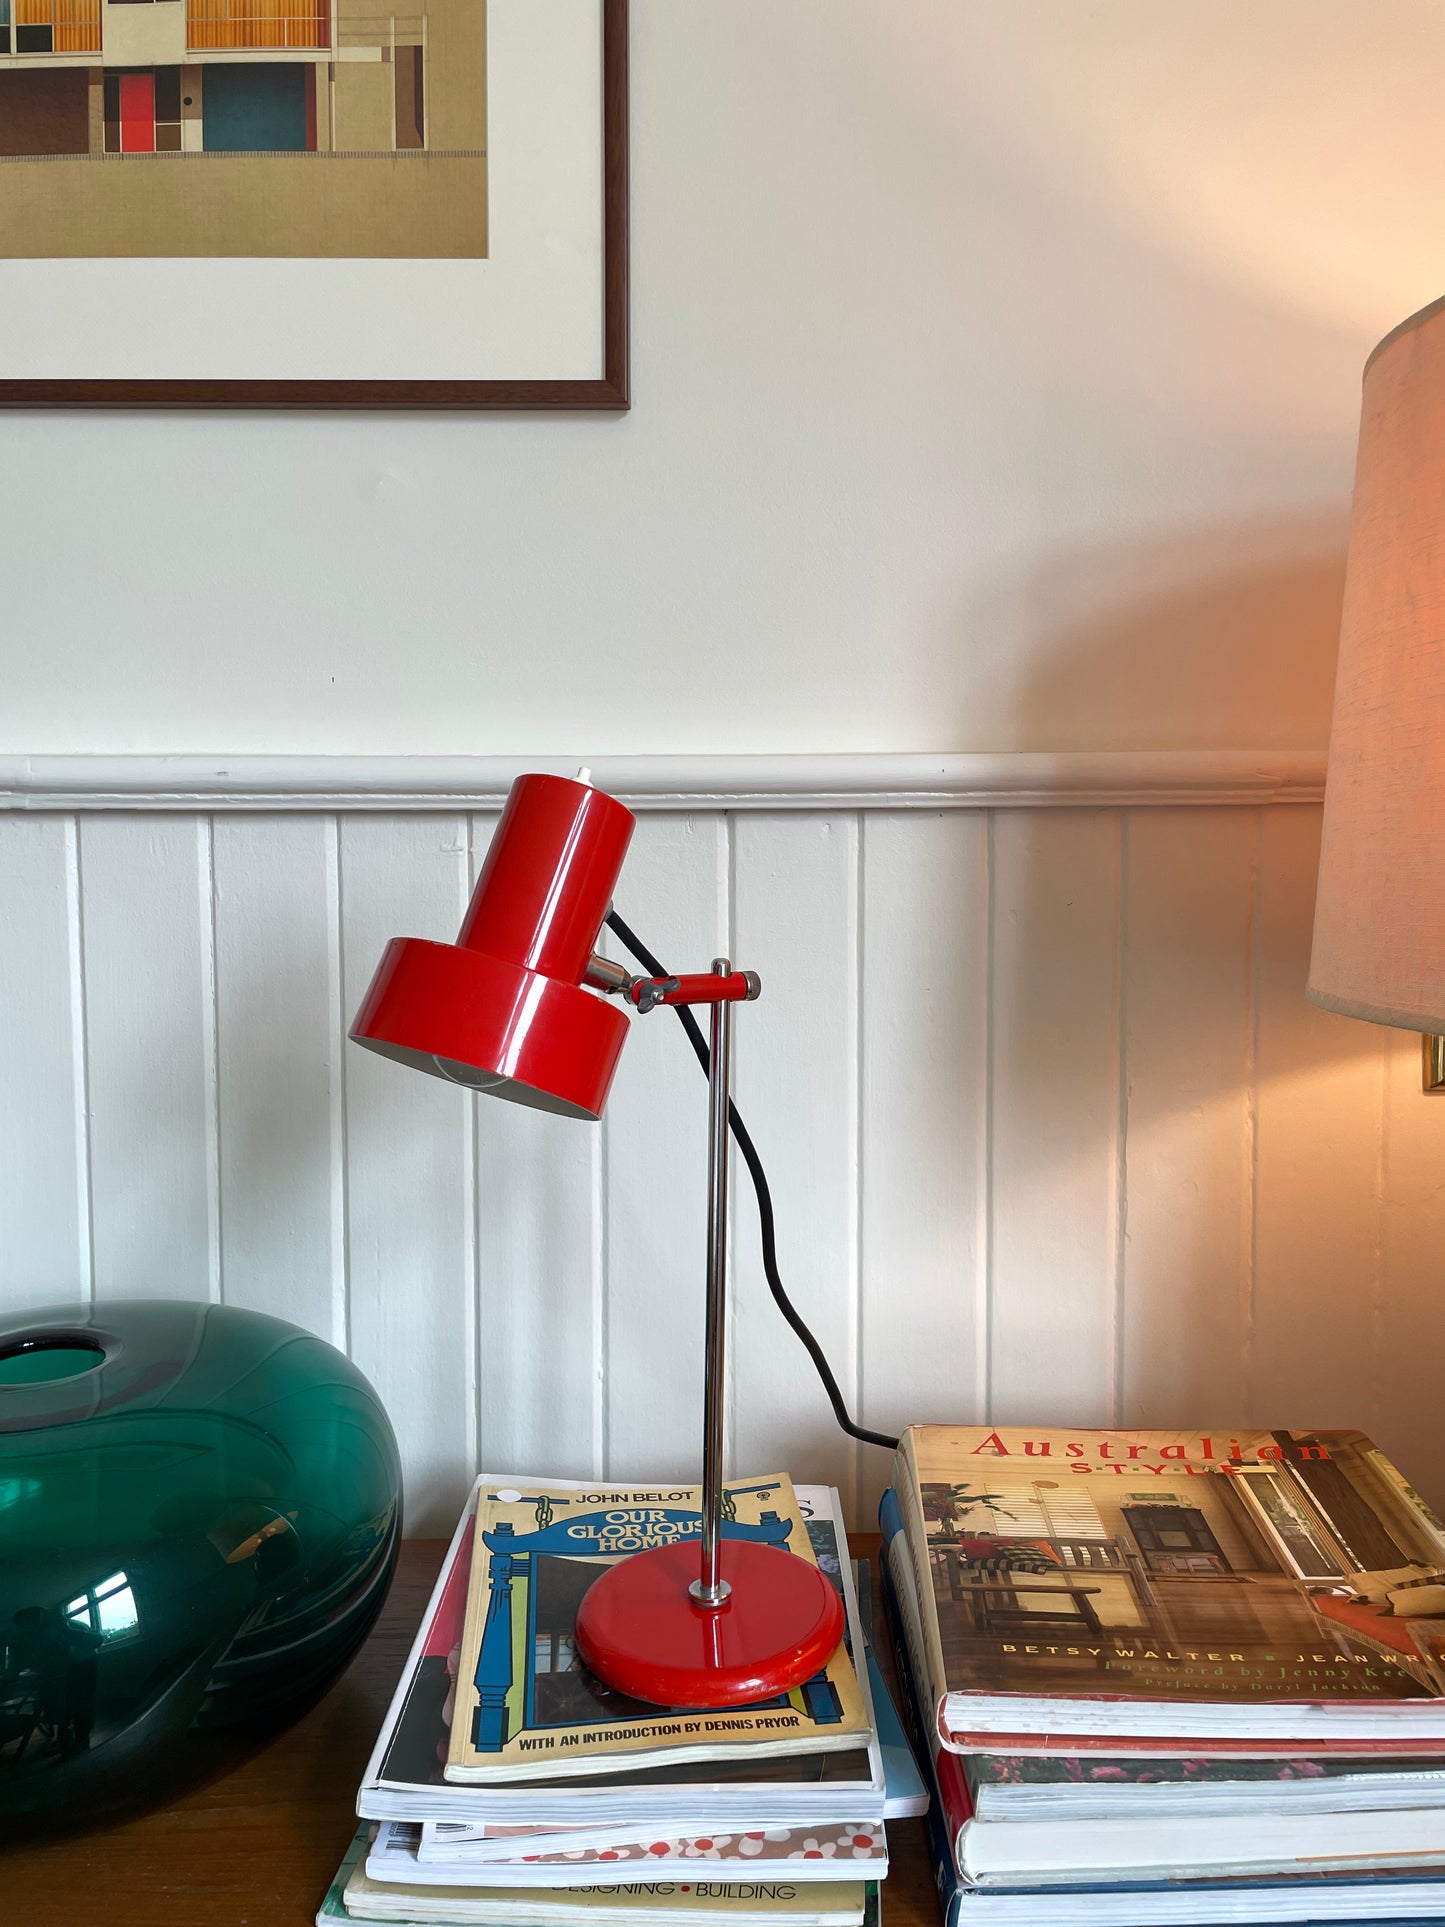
[{"left": 0, "top": 1300, "right": 401, "bottom": 1829}]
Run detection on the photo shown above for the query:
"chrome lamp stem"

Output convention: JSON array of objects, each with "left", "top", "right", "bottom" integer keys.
[{"left": 691, "top": 957, "right": 734, "bottom": 1609}]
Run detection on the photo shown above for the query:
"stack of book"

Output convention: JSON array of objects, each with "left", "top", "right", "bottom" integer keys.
[
  {"left": 881, "top": 1423, "right": 1445, "bottom": 1924},
  {"left": 321, "top": 1473, "right": 921, "bottom": 1927}
]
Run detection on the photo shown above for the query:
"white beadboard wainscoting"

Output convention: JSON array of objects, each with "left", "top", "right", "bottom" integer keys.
[{"left": 3, "top": 754, "right": 1442, "bottom": 1538}]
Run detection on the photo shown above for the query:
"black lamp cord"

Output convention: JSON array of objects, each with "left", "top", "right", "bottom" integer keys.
[{"left": 604, "top": 909, "right": 899, "bottom": 1454}]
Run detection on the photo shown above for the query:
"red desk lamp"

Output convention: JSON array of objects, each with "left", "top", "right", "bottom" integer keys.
[{"left": 348, "top": 769, "right": 844, "bottom": 1707}]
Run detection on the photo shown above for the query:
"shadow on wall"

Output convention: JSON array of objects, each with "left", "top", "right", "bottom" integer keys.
[
  {"left": 977, "top": 513, "right": 1427, "bottom": 1456},
  {"left": 959, "top": 515, "right": 1349, "bottom": 753}
]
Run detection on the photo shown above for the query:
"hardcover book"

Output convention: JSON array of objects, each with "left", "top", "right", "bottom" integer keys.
[
  {"left": 877, "top": 1551, "right": 1445, "bottom": 1926},
  {"left": 965, "top": 1748, "right": 1445, "bottom": 1821},
  {"left": 446, "top": 1475, "right": 870, "bottom": 1784},
  {"left": 892, "top": 1425, "right": 1445, "bottom": 1748}
]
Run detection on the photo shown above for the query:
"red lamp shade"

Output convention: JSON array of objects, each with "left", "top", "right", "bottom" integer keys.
[{"left": 349, "top": 774, "right": 636, "bottom": 1121}]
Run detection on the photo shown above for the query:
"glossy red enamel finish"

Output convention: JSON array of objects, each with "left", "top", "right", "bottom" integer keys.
[
  {"left": 349, "top": 936, "right": 629, "bottom": 1118},
  {"left": 628, "top": 972, "right": 754, "bottom": 1007},
  {"left": 572, "top": 1540, "right": 846, "bottom": 1708},
  {"left": 459, "top": 774, "right": 635, "bottom": 982},
  {"left": 349, "top": 774, "right": 637, "bottom": 1117}
]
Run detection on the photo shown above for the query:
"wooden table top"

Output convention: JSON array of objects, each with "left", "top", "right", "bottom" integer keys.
[{"left": 1, "top": 1533, "right": 940, "bottom": 1927}]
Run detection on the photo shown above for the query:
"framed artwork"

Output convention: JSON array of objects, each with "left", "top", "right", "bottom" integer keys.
[{"left": 0, "top": 0, "right": 628, "bottom": 407}]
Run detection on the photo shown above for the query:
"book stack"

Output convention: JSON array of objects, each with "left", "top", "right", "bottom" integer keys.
[
  {"left": 321, "top": 1473, "right": 918, "bottom": 1927},
  {"left": 881, "top": 1423, "right": 1445, "bottom": 1924}
]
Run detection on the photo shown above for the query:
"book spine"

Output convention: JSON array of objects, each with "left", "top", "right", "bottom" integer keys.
[
  {"left": 877, "top": 1500, "right": 928, "bottom": 1774},
  {"left": 892, "top": 1430, "right": 955, "bottom": 1742},
  {"left": 879, "top": 1494, "right": 931, "bottom": 1714},
  {"left": 361, "top": 1479, "right": 479, "bottom": 1799},
  {"left": 882, "top": 1580, "right": 965, "bottom": 1922},
  {"left": 879, "top": 1491, "right": 968, "bottom": 1920},
  {"left": 882, "top": 1534, "right": 974, "bottom": 1847}
]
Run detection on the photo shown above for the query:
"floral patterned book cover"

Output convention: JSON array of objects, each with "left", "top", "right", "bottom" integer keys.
[{"left": 413, "top": 1823, "right": 886, "bottom": 1873}]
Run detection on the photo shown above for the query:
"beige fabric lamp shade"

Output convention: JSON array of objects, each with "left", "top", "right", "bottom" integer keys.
[{"left": 1309, "top": 296, "right": 1445, "bottom": 1035}]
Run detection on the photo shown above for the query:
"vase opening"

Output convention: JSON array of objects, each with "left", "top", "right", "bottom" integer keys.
[{"left": 0, "top": 1336, "right": 106, "bottom": 1387}]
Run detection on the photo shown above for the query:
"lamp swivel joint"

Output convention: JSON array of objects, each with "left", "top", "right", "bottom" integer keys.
[{"left": 625, "top": 969, "right": 762, "bottom": 1014}]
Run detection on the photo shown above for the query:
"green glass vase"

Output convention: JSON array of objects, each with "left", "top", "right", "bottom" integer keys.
[{"left": 0, "top": 1299, "right": 401, "bottom": 1829}]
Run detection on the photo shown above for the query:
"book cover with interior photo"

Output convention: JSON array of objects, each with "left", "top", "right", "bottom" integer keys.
[
  {"left": 880, "top": 1542, "right": 1445, "bottom": 1924},
  {"left": 445, "top": 1475, "right": 869, "bottom": 1784},
  {"left": 892, "top": 1425, "right": 1445, "bottom": 1747}
]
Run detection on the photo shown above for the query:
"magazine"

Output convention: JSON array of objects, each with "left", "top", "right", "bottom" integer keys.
[
  {"left": 445, "top": 1475, "right": 868, "bottom": 1783},
  {"left": 847, "top": 1563, "right": 927, "bottom": 1822},
  {"left": 325, "top": 1824, "right": 872, "bottom": 1927},
  {"left": 358, "top": 1481, "right": 885, "bottom": 1824},
  {"left": 323, "top": 1828, "right": 879, "bottom": 1927},
  {"left": 372, "top": 1818, "right": 887, "bottom": 1886}
]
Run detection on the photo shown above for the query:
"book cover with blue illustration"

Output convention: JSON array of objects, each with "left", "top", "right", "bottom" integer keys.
[{"left": 445, "top": 1475, "right": 869, "bottom": 1784}]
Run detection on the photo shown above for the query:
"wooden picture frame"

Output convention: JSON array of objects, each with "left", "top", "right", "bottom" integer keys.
[{"left": 0, "top": 0, "right": 628, "bottom": 410}]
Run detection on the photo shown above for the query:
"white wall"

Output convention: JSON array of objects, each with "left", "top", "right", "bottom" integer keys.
[{"left": 4, "top": 1, "right": 1445, "bottom": 756}]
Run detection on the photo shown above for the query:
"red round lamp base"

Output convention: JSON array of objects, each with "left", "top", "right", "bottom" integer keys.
[{"left": 573, "top": 1540, "right": 844, "bottom": 1708}]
